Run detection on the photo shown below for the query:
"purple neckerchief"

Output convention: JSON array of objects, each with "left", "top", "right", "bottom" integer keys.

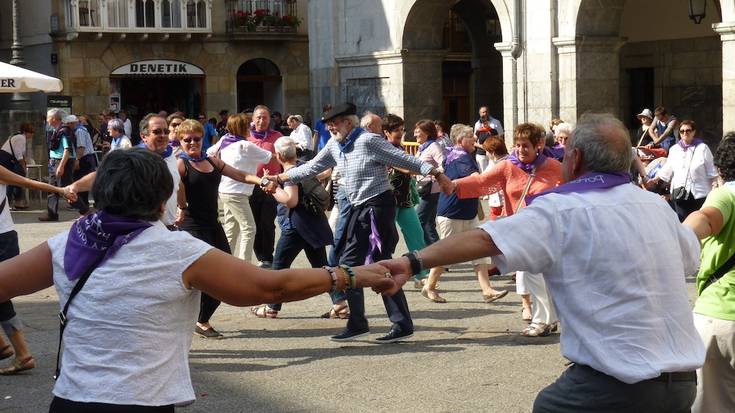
[
  {"left": 250, "top": 128, "right": 272, "bottom": 141},
  {"left": 136, "top": 142, "right": 173, "bottom": 158},
  {"left": 678, "top": 138, "right": 703, "bottom": 151},
  {"left": 364, "top": 209, "right": 382, "bottom": 264},
  {"left": 445, "top": 146, "right": 468, "bottom": 165},
  {"left": 64, "top": 212, "right": 152, "bottom": 281},
  {"left": 418, "top": 140, "right": 436, "bottom": 153},
  {"left": 508, "top": 151, "right": 547, "bottom": 173},
  {"left": 525, "top": 172, "right": 631, "bottom": 206},
  {"left": 179, "top": 151, "right": 209, "bottom": 162},
  {"left": 169, "top": 139, "right": 180, "bottom": 147},
  {"left": 218, "top": 133, "right": 244, "bottom": 151}
]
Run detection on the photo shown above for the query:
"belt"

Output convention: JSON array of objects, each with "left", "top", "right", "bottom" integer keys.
[{"left": 649, "top": 371, "right": 697, "bottom": 383}]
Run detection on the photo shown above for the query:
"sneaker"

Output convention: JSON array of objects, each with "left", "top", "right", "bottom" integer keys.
[
  {"left": 258, "top": 261, "right": 272, "bottom": 269},
  {"left": 195, "top": 325, "right": 224, "bottom": 339},
  {"left": 330, "top": 327, "right": 370, "bottom": 342},
  {"left": 374, "top": 328, "right": 413, "bottom": 343}
]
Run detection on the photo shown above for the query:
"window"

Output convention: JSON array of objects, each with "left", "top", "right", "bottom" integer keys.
[
  {"left": 136, "top": 0, "right": 155, "bottom": 28},
  {"left": 162, "top": 0, "right": 182, "bottom": 28},
  {"left": 107, "top": 0, "right": 128, "bottom": 27},
  {"left": 78, "top": 0, "right": 100, "bottom": 27},
  {"left": 187, "top": 0, "right": 206, "bottom": 28}
]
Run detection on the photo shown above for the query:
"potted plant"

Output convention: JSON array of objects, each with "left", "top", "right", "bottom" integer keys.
[{"left": 282, "top": 14, "right": 300, "bottom": 32}]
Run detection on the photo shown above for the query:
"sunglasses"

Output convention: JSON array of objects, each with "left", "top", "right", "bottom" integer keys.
[
  {"left": 150, "top": 129, "right": 170, "bottom": 136},
  {"left": 680, "top": 129, "right": 694, "bottom": 134},
  {"left": 182, "top": 136, "right": 202, "bottom": 143},
  {"left": 170, "top": 123, "right": 181, "bottom": 128}
]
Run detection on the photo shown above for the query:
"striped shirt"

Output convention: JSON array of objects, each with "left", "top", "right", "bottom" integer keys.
[{"left": 287, "top": 129, "right": 434, "bottom": 206}]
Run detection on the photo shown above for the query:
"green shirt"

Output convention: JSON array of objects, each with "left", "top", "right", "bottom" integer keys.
[{"left": 694, "top": 186, "right": 735, "bottom": 321}]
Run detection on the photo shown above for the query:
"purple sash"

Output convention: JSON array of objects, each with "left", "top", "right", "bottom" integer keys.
[
  {"left": 250, "top": 128, "right": 271, "bottom": 141},
  {"left": 525, "top": 172, "right": 631, "bottom": 205},
  {"left": 445, "top": 147, "right": 468, "bottom": 165},
  {"left": 365, "top": 209, "right": 382, "bottom": 264},
  {"left": 64, "top": 212, "right": 152, "bottom": 281},
  {"left": 218, "top": 133, "right": 245, "bottom": 151},
  {"left": 508, "top": 151, "right": 547, "bottom": 173},
  {"left": 179, "top": 151, "right": 209, "bottom": 162},
  {"left": 678, "top": 138, "right": 703, "bottom": 151}
]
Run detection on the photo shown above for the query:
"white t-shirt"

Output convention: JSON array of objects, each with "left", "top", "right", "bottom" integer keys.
[
  {"left": 110, "top": 136, "right": 132, "bottom": 151},
  {"left": 481, "top": 183, "right": 705, "bottom": 383},
  {"left": 473, "top": 116, "right": 504, "bottom": 136},
  {"left": 0, "top": 187, "right": 14, "bottom": 234},
  {"left": 48, "top": 221, "right": 212, "bottom": 406},
  {"left": 163, "top": 154, "right": 180, "bottom": 226},
  {"left": 1, "top": 134, "right": 26, "bottom": 160},
  {"left": 75, "top": 127, "right": 95, "bottom": 155},
  {"left": 290, "top": 123, "right": 313, "bottom": 151},
  {"left": 123, "top": 118, "right": 132, "bottom": 138},
  {"left": 206, "top": 140, "right": 272, "bottom": 196},
  {"left": 656, "top": 143, "right": 717, "bottom": 199}
]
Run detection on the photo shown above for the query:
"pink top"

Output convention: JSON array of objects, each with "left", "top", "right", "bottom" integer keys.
[
  {"left": 455, "top": 158, "right": 562, "bottom": 216},
  {"left": 417, "top": 141, "right": 445, "bottom": 194}
]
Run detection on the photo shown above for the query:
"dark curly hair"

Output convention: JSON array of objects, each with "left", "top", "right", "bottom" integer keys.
[
  {"left": 382, "top": 113, "right": 405, "bottom": 133},
  {"left": 715, "top": 132, "right": 735, "bottom": 182}
]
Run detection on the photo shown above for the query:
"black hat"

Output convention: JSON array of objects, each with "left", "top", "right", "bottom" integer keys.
[{"left": 322, "top": 102, "right": 357, "bottom": 122}]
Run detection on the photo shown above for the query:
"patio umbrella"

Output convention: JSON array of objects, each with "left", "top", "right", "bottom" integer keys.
[{"left": 0, "top": 61, "right": 62, "bottom": 93}]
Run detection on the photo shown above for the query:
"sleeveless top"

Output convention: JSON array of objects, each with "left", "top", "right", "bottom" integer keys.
[{"left": 182, "top": 158, "right": 222, "bottom": 228}]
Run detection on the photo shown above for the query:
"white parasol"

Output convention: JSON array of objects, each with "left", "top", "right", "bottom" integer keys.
[{"left": 0, "top": 61, "right": 62, "bottom": 93}]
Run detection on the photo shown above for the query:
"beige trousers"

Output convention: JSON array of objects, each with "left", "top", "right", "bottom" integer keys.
[
  {"left": 692, "top": 312, "right": 735, "bottom": 413},
  {"left": 220, "top": 192, "right": 256, "bottom": 263}
]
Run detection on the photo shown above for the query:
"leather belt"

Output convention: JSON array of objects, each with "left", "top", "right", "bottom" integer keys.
[{"left": 649, "top": 371, "right": 697, "bottom": 383}]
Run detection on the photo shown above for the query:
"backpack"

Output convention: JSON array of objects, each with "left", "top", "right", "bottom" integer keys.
[
  {"left": 298, "top": 176, "right": 330, "bottom": 215},
  {"left": 48, "top": 125, "right": 74, "bottom": 151}
]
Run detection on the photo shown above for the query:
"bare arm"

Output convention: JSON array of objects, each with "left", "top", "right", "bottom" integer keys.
[
  {"left": 684, "top": 206, "right": 724, "bottom": 240},
  {"left": 69, "top": 171, "right": 96, "bottom": 193},
  {"left": 273, "top": 184, "right": 298, "bottom": 208},
  {"left": 0, "top": 242, "right": 54, "bottom": 302},
  {"left": 182, "top": 249, "right": 397, "bottom": 306},
  {"left": 0, "top": 164, "right": 73, "bottom": 199}
]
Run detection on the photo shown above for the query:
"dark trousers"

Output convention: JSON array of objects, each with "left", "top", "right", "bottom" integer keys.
[
  {"left": 249, "top": 185, "right": 277, "bottom": 263},
  {"left": 0, "top": 231, "right": 19, "bottom": 323},
  {"left": 673, "top": 196, "right": 706, "bottom": 222},
  {"left": 337, "top": 191, "right": 412, "bottom": 333},
  {"left": 73, "top": 154, "right": 97, "bottom": 208},
  {"left": 533, "top": 364, "right": 696, "bottom": 413},
  {"left": 268, "top": 228, "right": 328, "bottom": 311},
  {"left": 49, "top": 397, "right": 173, "bottom": 413},
  {"left": 48, "top": 158, "right": 88, "bottom": 218},
  {"left": 416, "top": 192, "right": 440, "bottom": 245}
]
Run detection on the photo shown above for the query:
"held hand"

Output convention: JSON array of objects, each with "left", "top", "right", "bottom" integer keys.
[
  {"left": 376, "top": 257, "right": 412, "bottom": 290},
  {"left": 62, "top": 186, "right": 78, "bottom": 203},
  {"left": 262, "top": 180, "right": 278, "bottom": 194},
  {"left": 262, "top": 174, "right": 279, "bottom": 183},
  {"left": 436, "top": 173, "right": 454, "bottom": 195},
  {"left": 352, "top": 264, "right": 400, "bottom": 296}
]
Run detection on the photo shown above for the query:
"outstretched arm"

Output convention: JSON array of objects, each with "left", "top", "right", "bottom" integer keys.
[
  {"left": 0, "top": 165, "right": 75, "bottom": 201},
  {"left": 0, "top": 242, "right": 54, "bottom": 302}
]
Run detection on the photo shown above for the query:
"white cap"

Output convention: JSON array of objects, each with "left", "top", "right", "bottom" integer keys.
[
  {"left": 63, "top": 114, "right": 78, "bottom": 124},
  {"left": 637, "top": 109, "right": 653, "bottom": 119}
]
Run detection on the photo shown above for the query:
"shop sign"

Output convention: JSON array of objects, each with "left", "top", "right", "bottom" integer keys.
[
  {"left": 47, "top": 95, "right": 72, "bottom": 114},
  {"left": 111, "top": 60, "right": 204, "bottom": 76}
]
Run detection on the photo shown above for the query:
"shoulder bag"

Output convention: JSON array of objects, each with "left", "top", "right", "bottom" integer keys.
[{"left": 671, "top": 145, "right": 697, "bottom": 202}]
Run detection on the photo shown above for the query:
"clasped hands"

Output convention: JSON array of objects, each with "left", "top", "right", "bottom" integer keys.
[
  {"left": 61, "top": 185, "right": 78, "bottom": 203},
  {"left": 350, "top": 257, "right": 412, "bottom": 296}
]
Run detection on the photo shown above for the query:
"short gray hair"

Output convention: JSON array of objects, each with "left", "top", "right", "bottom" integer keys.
[
  {"left": 139, "top": 113, "right": 166, "bottom": 136},
  {"left": 274, "top": 136, "right": 297, "bottom": 161},
  {"left": 449, "top": 123, "right": 473, "bottom": 144},
  {"left": 569, "top": 113, "right": 632, "bottom": 173},
  {"left": 555, "top": 122, "right": 573, "bottom": 136},
  {"left": 107, "top": 118, "right": 125, "bottom": 134},
  {"left": 47, "top": 108, "right": 66, "bottom": 121},
  {"left": 343, "top": 114, "right": 360, "bottom": 129}
]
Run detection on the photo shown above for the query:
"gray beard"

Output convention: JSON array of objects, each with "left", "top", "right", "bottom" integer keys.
[{"left": 332, "top": 131, "right": 346, "bottom": 142}]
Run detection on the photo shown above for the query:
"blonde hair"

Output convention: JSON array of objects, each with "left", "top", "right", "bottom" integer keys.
[
  {"left": 227, "top": 113, "right": 251, "bottom": 137},
  {"left": 176, "top": 119, "right": 204, "bottom": 140}
]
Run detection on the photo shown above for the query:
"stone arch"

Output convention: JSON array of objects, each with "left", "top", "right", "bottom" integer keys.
[{"left": 236, "top": 58, "right": 283, "bottom": 113}]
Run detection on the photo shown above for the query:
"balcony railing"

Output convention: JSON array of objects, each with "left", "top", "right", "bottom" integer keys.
[
  {"left": 226, "top": 0, "right": 300, "bottom": 34},
  {"left": 64, "top": 0, "right": 212, "bottom": 34}
]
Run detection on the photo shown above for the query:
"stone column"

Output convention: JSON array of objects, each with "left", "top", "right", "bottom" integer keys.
[
  {"left": 494, "top": 42, "right": 518, "bottom": 138},
  {"left": 9, "top": 0, "right": 31, "bottom": 109},
  {"left": 715, "top": 22, "right": 735, "bottom": 134},
  {"left": 551, "top": 37, "right": 577, "bottom": 123}
]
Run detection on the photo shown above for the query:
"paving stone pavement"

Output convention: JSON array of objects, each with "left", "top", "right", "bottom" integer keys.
[{"left": 0, "top": 208, "right": 699, "bottom": 412}]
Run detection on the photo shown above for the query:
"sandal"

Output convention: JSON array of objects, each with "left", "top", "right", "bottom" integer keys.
[
  {"left": 522, "top": 307, "right": 532, "bottom": 323},
  {"left": 320, "top": 304, "right": 350, "bottom": 319},
  {"left": 521, "top": 323, "right": 550, "bottom": 337},
  {"left": 482, "top": 290, "right": 508, "bottom": 303},
  {"left": 0, "top": 356, "right": 35, "bottom": 375},
  {"left": 0, "top": 345, "right": 13, "bottom": 361},
  {"left": 251, "top": 305, "right": 278, "bottom": 319},
  {"left": 421, "top": 287, "right": 447, "bottom": 303}
]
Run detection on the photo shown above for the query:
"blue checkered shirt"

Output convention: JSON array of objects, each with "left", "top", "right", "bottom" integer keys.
[{"left": 287, "top": 129, "right": 434, "bottom": 206}]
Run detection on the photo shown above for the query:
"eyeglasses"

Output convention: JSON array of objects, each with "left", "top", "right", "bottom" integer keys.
[
  {"left": 150, "top": 129, "right": 170, "bottom": 136},
  {"left": 182, "top": 136, "right": 202, "bottom": 143},
  {"left": 170, "top": 123, "right": 181, "bottom": 128},
  {"left": 680, "top": 129, "right": 694, "bottom": 134}
]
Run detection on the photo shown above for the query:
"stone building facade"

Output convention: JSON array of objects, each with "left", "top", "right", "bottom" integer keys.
[{"left": 309, "top": 0, "right": 735, "bottom": 142}]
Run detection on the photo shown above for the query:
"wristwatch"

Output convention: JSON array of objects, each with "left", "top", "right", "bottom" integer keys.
[
  {"left": 402, "top": 251, "right": 424, "bottom": 276},
  {"left": 260, "top": 176, "right": 271, "bottom": 187},
  {"left": 429, "top": 168, "right": 442, "bottom": 178}
]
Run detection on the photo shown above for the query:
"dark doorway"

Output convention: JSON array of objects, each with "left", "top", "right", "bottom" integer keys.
[
  {"left": 626, "top": 68, "right": 654, "bottom": 130},
  {"left": 442, "top": 61, "right": 472, "bottom": 125},
  {"left": 237, "top": 59, "right": 282, "bottom": 112},
  {"left": 119, "top": 76, "right": 203, "bottom": 118}
]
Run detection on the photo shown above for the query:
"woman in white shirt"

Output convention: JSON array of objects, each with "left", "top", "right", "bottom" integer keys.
[
  {"left": 0, "top": 122, "right": 32, "bottom": 209},
  {"left": 107, "top": 119, "right": 132, "bottom": 152},
  {"left": 650, "top": 120, "right": 718, "bottom": 221},
  {"left": 0, "top": 148, "right": 394, "bottom": 411},
  {"left": 206, "top": 113, "right": 272, "bottom": 263}
]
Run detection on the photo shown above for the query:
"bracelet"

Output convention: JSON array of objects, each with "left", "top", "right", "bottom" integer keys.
[
  {"left": 323, "top": 266, "right": 339, "bottom": 293},
  {"left": 402, "top": 251, "right": 423, "bottom": 276},
  {"left": 339, "top": 264, "right": 357, "bottom": 289}
]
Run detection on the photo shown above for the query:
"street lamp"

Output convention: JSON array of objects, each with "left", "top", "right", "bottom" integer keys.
[{"left": 688, "top": 0, "right": 707, "bottom": 24}]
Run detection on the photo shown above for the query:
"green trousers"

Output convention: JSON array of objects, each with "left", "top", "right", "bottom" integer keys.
[{"left": 395, "top": 206, "right": 429, "bottom": 278}]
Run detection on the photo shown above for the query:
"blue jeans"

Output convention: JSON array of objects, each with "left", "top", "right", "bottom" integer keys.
[
  {"left": 416, "top": 192, "right": 439, "bottom": 245},
  {"left": 326, "top": 188, "right": 350, "bottom": 304}
]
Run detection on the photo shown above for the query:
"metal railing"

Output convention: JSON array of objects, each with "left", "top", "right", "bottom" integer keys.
[
  {"left": 226, "top": 0, "right": 300, "bottom": 33},
  {"left": 65, "top": 0, "right": 212, "bottom": 33}
]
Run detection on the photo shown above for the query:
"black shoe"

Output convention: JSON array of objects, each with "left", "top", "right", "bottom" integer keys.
[
  {"left": 38, "top": 215, "right": 59, "bottom": 222},
  {"left": 195, "top": 326, "right": 224, "bottom": 339},
  {"left": 330, "top": 327, "right": 370, "bottom": 342},
  {"left": 375, "top": 328, "right": 413, "bottom": 343},
  {"left": 258, "top": 261, "right": 272, "bottom": 269}
]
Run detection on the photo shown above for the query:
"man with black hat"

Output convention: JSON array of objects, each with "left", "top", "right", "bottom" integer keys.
[{"left": 264, "top": 102, "right": 453, "bottom": 343}]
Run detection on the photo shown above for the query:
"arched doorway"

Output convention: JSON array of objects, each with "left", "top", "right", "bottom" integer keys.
[
  {"left": 236, "top": 59, "right": 283, "bottom": 113},
  {"left": 402, "top": 0, "right": 503, "bottom": 126}
]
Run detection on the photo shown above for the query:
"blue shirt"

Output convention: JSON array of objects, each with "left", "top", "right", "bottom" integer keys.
[
  {"left": 315, "top": 120, "right": 330, "bottom": 151},
  {"left": 203, "top": 122, "right": 216, "bottom": 153},
  {"left": 438, "top": 150, "right": 480, "bottom": 220}
]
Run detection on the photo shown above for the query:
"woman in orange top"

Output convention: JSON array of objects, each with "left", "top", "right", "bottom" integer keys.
[{"left": 451, "top": 123, "right": 563, "bottom": 337}]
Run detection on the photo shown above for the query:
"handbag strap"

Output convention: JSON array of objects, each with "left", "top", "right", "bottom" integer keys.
[
  {"left": 7, "top": 136, "right": 16, "bottom": 160},
  {"left": 515, "top": 168, "right": 536, "bottom": 212},
  {"left": 53, "top": 252, "right": 106, "bottom": 380},
  {"left": 703, "top": 249, "right": 735, "bottom": 291}
]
